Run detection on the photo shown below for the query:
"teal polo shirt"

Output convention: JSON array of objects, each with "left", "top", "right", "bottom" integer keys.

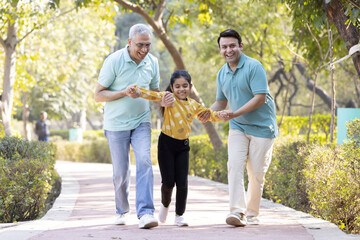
[
  {"left": 98, "top": 46, "right": 160, "bottom": 131},
  {"left": 216, "top": 54, "right": 278, "bottom": 138}
]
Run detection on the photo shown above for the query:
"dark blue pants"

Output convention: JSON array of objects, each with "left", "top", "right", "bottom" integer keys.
[{"left": 38, "top": 137, "right": 49, "bottom": 142}]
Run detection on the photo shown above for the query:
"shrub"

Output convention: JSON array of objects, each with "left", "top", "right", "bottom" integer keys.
[
  {"left": 189, "top": 135, "right": 228, "bottom": 183},
  {"left": 82, "top": 130, "right": 105, "bottom": 141},
  {"left": 54, "top": 140, "right": 83, "bottom": 162},
  {"left": 50, "top": 129, "right": 105, "bottom": 141},
  {"left": 265, "top": 120, "right": 360, "bottom": 234},
  {"left": 344, "top": 119, "right": 360, "bottom": 183},
  {"left": 50, "top": 129, "right": 69, "bottom": 140},
  {"left": 0, "top": 137, "right": 57, "bottom": 223},
  {"left": 54, "top": 139, "right": 111, "bottom": 163},
  {"left": 304, "top": 144, "right": 360, "bottom": 234},
  {"left": 80, "top": 139, "right": 112, "bottom": 163},
  {"left": 54, "top": 129, "right": 160, "bottom": 165},
  {"left": 223, "top": 114, "right": 335, "bottom": 143},
  {"left": 264, "top": 135, "right": 311, "bottom": 211}
]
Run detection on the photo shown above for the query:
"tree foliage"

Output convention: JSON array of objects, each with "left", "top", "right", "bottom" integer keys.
[{"left": 19, "top": 1, "right": 115, "bottom": 121}]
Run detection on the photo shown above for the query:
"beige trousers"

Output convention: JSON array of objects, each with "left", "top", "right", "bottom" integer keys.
[{"left": 227, "top": 129, "right": 274, "bottom": 216}]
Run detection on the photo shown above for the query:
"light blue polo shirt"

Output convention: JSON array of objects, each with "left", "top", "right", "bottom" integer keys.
[
  {"left": 216, "top": 54, "right": 278, "bottom": 138},
  {"left": 98, "top": 46, "right": 160, "bottom": 131}
]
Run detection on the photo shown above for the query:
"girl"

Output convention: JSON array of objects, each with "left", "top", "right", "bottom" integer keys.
[{"left": 127, "top": 70, "right": 220, "bottom": 227}]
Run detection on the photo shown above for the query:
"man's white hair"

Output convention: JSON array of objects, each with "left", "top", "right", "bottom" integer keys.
[{"left": 129, "top": 24, "right": 153, "bottom": 39}]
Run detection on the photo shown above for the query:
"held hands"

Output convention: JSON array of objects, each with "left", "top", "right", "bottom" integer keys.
[
  {"left": 126, "top": 85, "right": 141, "bottom": 99},
  {"left": 197, "top": 109, "right": 235, "bottom": 123},
  {"left": 217, "top": 110, "right": 234, "bottom": 121},
  {"left": 197, "top": 111, "right": 211, "bottom": 123},
  {"left": 161, "top": 91, "right": 175, "bottom": 107}
]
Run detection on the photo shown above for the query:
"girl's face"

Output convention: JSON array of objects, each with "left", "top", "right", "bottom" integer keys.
[{"left": 171, "top": 77, "right": 192, "bottom": 100}]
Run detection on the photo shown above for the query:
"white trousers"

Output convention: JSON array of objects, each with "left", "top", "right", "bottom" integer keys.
[{"left": 227, "top": 129, "right": 274, "bottom": 216}]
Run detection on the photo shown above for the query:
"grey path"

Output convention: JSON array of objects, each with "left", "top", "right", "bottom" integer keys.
[{"left": 0, "top": 161, "right": 358, "bottom": 240}]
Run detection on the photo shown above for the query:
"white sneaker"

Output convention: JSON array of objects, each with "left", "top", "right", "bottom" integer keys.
[
  {"left": 158, "top": 205, "right": 169, "bottom": 223},
  {"left": 226, "top": 212, "right": 247, "bottom": 227},
  {"left": 139, "top": 214, "right": 158, "bottom": 229},
  {"left": 247, "top": 216, "right": 260, "bottom": 225},
  {"left": 174, "top": 215, "right": 188, "bottom": 227},
  {"left": 115, "top": 214, "right": 126, "bottom": 225}
]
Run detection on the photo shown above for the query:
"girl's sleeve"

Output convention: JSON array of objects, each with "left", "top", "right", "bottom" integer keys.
[
  {"left": 195, "top": 103, "right": 221, "bottom": 122},
  {"left": 134, "top": 85, "right": 164, "bottom": 101}
]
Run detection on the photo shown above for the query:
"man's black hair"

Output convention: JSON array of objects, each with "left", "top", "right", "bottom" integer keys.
[{"left": 217, "top": 29, "right": 242, "bottom": 47}]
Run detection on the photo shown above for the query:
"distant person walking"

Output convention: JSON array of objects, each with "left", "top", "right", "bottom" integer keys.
[
  {"left": 127, "top": 70, "right": 221, "bottom": 227},
  {"left": 94, "top": 23, "right": 174, "bottom": 229},
  {"left": 198, "top": 29, "right": 278, "bottom": 226},
  {"left": 35, "top": 111, "right": 50, "bottom": 142}
]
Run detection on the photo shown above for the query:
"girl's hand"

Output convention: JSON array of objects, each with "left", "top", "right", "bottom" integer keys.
[
  {"left": 126, "top": 85, "right": 141, "bottom": 99},
  {"left": 161, "top": 91, "right": 175, "bottom": 107},
  {"left": 197, "top": 111, "right": 210, "bottom": 123},
  {"left": 217, "top": 110, "right": 234, "bottom": 121}
]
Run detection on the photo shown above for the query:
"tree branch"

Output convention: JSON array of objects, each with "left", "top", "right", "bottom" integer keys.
[
  {"left": 154, "top": 0, "right": 166, "bottom": 22},
  {"left": 346, "top": 0, "right": 360, "bottom": 10},
  {"left": 306, "top": 23, "right": 323, "bottom": 59},
  {"left": 17, "top": 7, "right": 76, "bottom": 44},
  {"left": 163, "top": 8, "right": 174, "bottom": 33},
  {"left": 113, "top": 0, "right": 158, "bottom": 31}
]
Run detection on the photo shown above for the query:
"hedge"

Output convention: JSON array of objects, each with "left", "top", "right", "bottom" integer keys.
[
  {"left": 0, "top": 137, "right": 58, "bottom": 223},
  {"left": 189, "top": 135, "right": 228, "bottom": 184},
  {"left": 54, "top": 129, "right": 160, "bottom": 165},
  {"left": 264, "top": 118, "right": 360, "bottom": 234},
  {"left": 223, "top": 114, "right": 335, "bottom": 143}
]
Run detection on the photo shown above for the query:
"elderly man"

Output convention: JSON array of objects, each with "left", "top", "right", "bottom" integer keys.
[
  {"left": 95, "top": 23, "right": 173, "bottom": 229},
  {"left": 35, "top": 111, "right": 50, "bottom": 142}
]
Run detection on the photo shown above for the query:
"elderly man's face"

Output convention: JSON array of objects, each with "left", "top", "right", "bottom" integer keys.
[
  {"left": 40, "top": 113, "right": 47, "bottom": 121},
  {"left": 128, "top": 33, "right": 151, "bottom": 64}
]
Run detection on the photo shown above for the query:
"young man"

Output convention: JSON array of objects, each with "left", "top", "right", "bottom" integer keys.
[
  {"left": 199, "top": 29, "right": 278, "bottom": 226},
  {"left": 95, "top": 23, "right": 173, "bottom": 229}
]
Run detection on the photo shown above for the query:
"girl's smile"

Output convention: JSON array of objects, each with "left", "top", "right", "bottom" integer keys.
[{"left": 171, "top": 77, "right": 192, "bottom": 100}]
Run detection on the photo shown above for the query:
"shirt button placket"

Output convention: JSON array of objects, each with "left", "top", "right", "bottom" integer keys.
[{"left": 232, "top": 73, "right": 236, "bottom": 88}]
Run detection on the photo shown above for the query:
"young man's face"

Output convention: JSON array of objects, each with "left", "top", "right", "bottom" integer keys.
[
  {"left": 219, "top": 37, "right": 243, "bottom": 65},
  {"left": 128, "top": 33, "right": 151, "bottom": 64}
]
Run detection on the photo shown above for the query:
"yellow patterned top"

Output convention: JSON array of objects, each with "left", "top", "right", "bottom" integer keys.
[{"left": 133, "top": 85, "right": 220, "bottom": 140}]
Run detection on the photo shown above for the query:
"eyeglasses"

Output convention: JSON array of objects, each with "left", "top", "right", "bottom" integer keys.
[{"left": 132, "top": 40, "right": 151, "bottom": 49}]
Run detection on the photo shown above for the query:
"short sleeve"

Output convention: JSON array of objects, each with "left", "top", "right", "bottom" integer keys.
[
  {"left": 250, "top": 63, "right": 269, "bottom": 95},
  {"left": 98, "top": 55, "right": 116, "bottom": 88},
  {"left": 216, "top": 71, "right": 227, "bottom": 101},
  {"left": 150, "top": 58, "right": 160, "bottom": 89}
]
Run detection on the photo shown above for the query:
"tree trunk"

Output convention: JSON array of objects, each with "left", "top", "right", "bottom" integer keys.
[
  {"left": 323, "top": 0, "right": 360, "bottom": 80},
  {"left": 79, "top": 108, "right": 87, "bottom": 131},
  {"left": 22, "top": 93, "right": 31, "bottom": 140},
  {"left": 86, "top": 116, "right": 97, "bottom": 130},
  {"left": 113, "top": 0, "right": 223, "bottom": 149},
  {"left": 1, "top": 22, "right": 17, "bottom": 136},
  {"left": 327, "top": 18, "right": 336, "bottom": 143}
]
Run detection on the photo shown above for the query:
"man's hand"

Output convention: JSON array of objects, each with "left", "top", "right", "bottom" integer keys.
[
  {"left": 217, "top": 110, "right": 234, "bottom": 121},
  {"left": 161, "top": 91, "right": 175, "bottom": 107},
  {"left": 126, "top": 85, "right": 141, "bottom": 99},
  {"left": 197, "top": 111, "right": 211, "bottom": 123}
]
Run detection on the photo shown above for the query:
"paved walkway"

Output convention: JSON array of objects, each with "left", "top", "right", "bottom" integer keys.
[{"left": 0, "top": 161, "right": 359, "bottom": 240}]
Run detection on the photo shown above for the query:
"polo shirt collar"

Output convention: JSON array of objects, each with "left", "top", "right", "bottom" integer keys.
[
  {"left": 124, "top": 44, "right": 148, "bottom": 65},
  {"left": 226, "top": 53, "right": 247, "bottom": 73}
]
